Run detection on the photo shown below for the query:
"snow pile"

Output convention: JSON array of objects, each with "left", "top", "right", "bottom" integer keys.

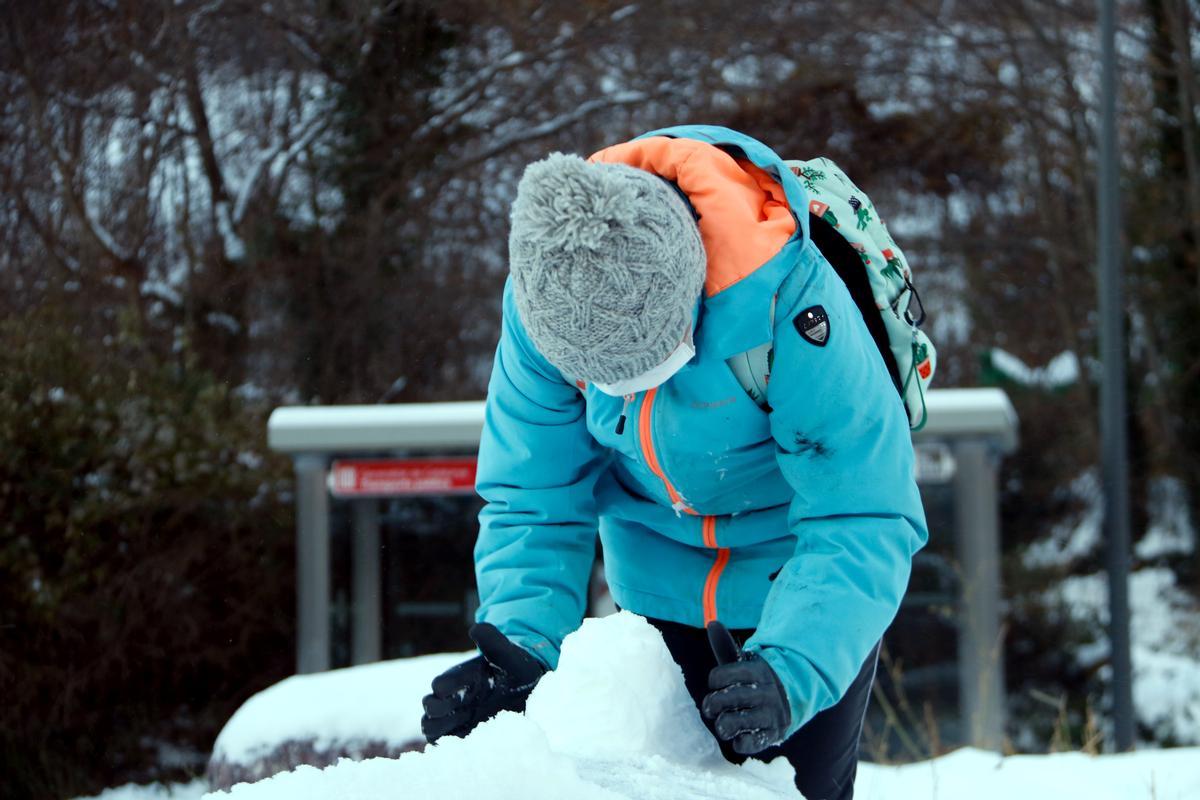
[
  {"left": 1058, "top": 567, "right": 1200, "bottom": 744},
  {"left": 1136, "top": 476, "right": 1196, "bottom": 560},
  {"left": 211, "top": 651, "right": 467, "bottom": 764},
  {"left": 525, "top": 612, "right": 718, "bottom": 762},
  {"left": 1023, "top": 471, "right": 1103, "bottom": 569},
  {"left": 1024, "top": 470, "right": 1200, "bottom": 744},
  {"left": 76, "top": 781, "right": 207, "bottom": 800},
  {"left": 205, "top": 612, "right": 799, "bottom": 799}
]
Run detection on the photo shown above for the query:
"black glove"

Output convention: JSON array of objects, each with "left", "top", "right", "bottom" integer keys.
[
  {"left": 701, "top": 620, "right": 792, "bottom": 755},
  {"left": 420, "top": 622, "right": 547, "bottom": 744}
]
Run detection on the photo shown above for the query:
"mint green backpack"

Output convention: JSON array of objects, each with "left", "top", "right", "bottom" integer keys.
[{"left": 727, "top": 157, "right": 936, "bottom": 430}]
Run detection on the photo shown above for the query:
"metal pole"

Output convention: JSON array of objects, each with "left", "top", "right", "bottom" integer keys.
[
  {"left": 351, "top": 498, "right": 382, "bottom": 665},
  {"left": 953, "top": 440, "right": 1006, "bottom": 751},
  {"left": 1098, "top": 0, "right": 1135, "bottom": 751},
  {"left": 294, "top": 454, "right": 331, "bottom": 674}
]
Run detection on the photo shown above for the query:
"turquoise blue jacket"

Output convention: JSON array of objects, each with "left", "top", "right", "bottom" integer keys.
[{"left": 474, "top": 125, "right": 928, "bottom": 734}]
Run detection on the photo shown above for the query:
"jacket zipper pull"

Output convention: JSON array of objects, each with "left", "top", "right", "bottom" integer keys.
[{"left": 615, "top": 394, "right": 634, "bottom": 435}]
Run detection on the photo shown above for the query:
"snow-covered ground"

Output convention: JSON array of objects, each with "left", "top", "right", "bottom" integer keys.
[
  {"left": 78, "top": 612, "right": 1199, "bottom": 800},
  {"left": 858, "top": 746, "right": 1200, "bottom": 799},
  {"left": 78, "top": 745, "right": 1200, "bottom": 800}
]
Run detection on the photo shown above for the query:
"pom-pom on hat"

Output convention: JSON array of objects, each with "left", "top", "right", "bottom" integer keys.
[{"left": 508, "top": 152, "right": 706, "bottom": 385}]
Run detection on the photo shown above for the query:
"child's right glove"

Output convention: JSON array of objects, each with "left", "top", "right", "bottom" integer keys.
[{"left": 701, "top": 620, "right": 792, "bottom": 755}]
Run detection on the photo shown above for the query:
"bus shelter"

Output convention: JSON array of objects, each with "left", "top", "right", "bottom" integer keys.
[{"left": 267, "top": 387, "right": 1017, "bottom": 750}]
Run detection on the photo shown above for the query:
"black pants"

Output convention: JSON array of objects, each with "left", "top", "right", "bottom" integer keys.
[{"left": 645, "top": 616, "right": 879, "bottom": 800}]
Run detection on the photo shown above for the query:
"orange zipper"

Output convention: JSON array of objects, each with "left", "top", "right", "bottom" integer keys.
[
  {"left": 636, "top": 388, "right": 728, "bottom": 624},
  {"left": 703, "top": 547, "right": 730, "bottom": 625},
  {"left": 702, "top": 515, "right": 729, "bottom": 625},
  {"left": 701, "top": 513, "right": 717, "bottom": 547},
  {"left": 637, "top": 387, "right": 695, "bottom": 515}
]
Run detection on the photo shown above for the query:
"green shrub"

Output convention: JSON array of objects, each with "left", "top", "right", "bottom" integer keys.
[{"left": 0, "top": 310, "right": 294, "bottom": 800}]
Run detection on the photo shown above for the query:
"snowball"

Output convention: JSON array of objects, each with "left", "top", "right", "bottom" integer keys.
[{"left": 525, "top": 612, "right": 722, "bottom": 765}]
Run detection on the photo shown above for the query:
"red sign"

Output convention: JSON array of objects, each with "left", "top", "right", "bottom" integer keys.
[{"left": 328, "top": 458, "right": 478, "bottom": 497}]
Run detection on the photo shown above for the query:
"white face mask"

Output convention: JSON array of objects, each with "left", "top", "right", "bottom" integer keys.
[{"left": 593, "top": 328, "right": 696, "bottom": 397}]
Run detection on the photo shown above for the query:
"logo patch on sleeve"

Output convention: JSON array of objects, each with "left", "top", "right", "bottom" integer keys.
[{"left": 795, "top": 305, "right": 830, "bottom": 347}]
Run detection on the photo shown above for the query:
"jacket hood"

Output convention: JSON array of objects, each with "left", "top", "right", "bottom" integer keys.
[
  {"left": 590, "top": 135, "right": 794, "bottom": 297},
  {"left": 590, "top": 125, "right": 812, "bottom": 360}
]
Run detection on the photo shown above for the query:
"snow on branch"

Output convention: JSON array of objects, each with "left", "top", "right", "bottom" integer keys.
[
  {"left": 610, "top": 4, "right": 639, "bottom": 22},
  {"left": 127, "top": 49, "right": 175, "bottom": 88},
  {"left": 42, "top": 141, "right": 135, "bottom": 264},
  {"left": 186, "top": 0, "right": 229, "bottom": 37},
  {"left": 986, "top": 348, "right": 1080, "bottom": 390},
  {"left": 232, "top": 117, "right": 329, "bottom": 227},
  {"left": 214, "top": 199, "right": 246, "bottom": 262},
  {"left": 467, "top": 91, "right": 648, "bottom": 164},
  {"left": 85, "top": 208, "right": 135, "bottom": 263},
  {"left": 414, "top": 21, "right": 593, "bottom": 143},
  {"left": 413, "top": 50, "right": 530, "bottom": 140}
]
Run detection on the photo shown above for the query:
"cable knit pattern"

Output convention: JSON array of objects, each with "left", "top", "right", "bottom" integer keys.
[{"left": 508, "top": 152, "right": 706, "bottom": 384}]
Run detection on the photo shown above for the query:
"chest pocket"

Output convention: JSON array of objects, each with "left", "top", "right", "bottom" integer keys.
[{"left": 725, "top": 296, "right": 776, "bottom": 410}]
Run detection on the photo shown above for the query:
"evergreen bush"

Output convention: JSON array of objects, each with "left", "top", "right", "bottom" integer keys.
[{"left": 0, "top": 310, "right": 293, "bottom": 800}]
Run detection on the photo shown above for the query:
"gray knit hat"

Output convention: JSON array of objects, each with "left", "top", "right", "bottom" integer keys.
[{"left": 508, "top": 152, "right": 706, "bottom": 385}]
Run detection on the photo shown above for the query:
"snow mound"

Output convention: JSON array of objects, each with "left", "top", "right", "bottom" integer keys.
[
  {"left": 75, "top": 780, "right": 207, "bottom": 800},
  {"left": 211, "top": 650, "right": 468, "bottom": 764},
  {"left": 1055, "top": 567, "right": 1200, "bottom": 744},
  {"left": 206, "top": 612, "right": 799, "bottom": 799}
]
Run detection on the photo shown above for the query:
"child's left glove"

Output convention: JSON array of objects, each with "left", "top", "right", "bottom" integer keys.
[
  {"left": 420, "top": 622, "right": 546, "bottom": 743},
  {"left": 701, "top": 620, "right": 792, "bottom": 754}
]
